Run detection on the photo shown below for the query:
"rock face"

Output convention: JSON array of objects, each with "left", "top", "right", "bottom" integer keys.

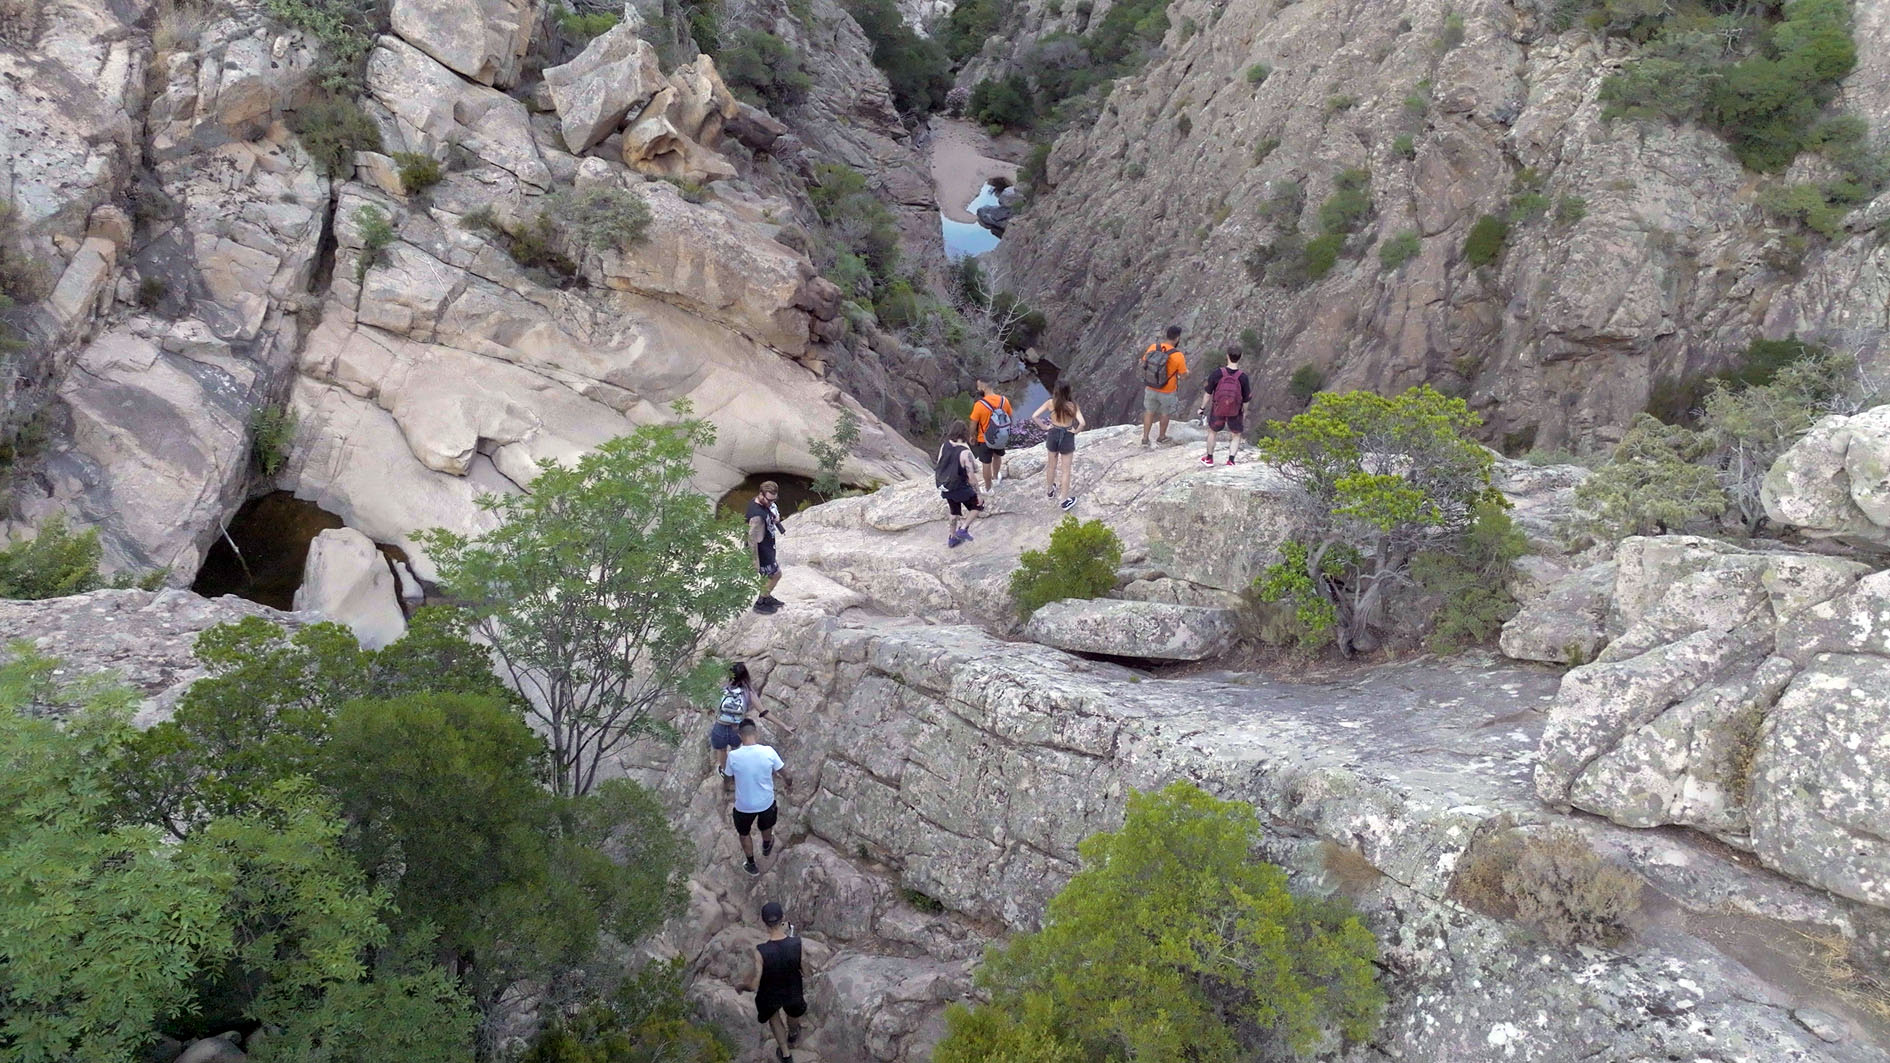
[
  {"left": 992, "top": 0, "right": 1890, "bottom": 449},
  {"left": 1763, "top": 404, "right": 1890, "bottom": 547},
  {"left": 293, "top": 528, "right": 407, "bottom": 649},
  {"left": 0, "top": 590, "right": 305, "bottom": 724},
  {"left": 390, "top": 0, "right": 536, "bottom": 87},
  {"left": 1530, "top": 535, "right": 1890, "bottom": 908},
  {"left": 1023, "top": 598, "right": 1237, "bottom": 660}
]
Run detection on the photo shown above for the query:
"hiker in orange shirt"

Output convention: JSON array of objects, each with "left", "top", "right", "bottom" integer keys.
[
  {"left": 1138, "top": 325, "right": 1188, "bottom": 447},
  {"left": 966, "top": 377, "right": 1014, "bottom": 491}
]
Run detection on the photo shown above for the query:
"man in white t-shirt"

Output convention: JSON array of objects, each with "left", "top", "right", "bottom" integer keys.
[{"left": 725, "top": 719, "right": 790, "bottom": 877}]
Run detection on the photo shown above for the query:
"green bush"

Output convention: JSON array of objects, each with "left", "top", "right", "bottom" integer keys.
[
  {"left": 250, "top": 403, "right": 299, "bottom": 477},
  {"left": 1411, "top": 499, "right": 1526, "bottom": 653},
  {"left": 844, "top": 0, "right": 953, "bottom": 116},
  {"left": 1508, "top": 191, "right": 1550, "bottom": 223},
  {"left": 967, "top": 74, "right": 1036, "bottom": 129},
  {"left": 1704, "top": 343, "right": 1860, "bottom": 532},
  {"left": 392, "top": 151, "right": 442, "bottom": 194},
  {"left": 1392, "top": 133, "right": 1416, "bottom": 159},
  {"left": 1759, "top": 181, "right": 1849, "bottom": 238},
  {"left": 940, "top": 0, "right": 1007, "bottom": 62},
  {"left": 465, "top": 207, "right": 577, "bottom": 277},
  {"left": 1251, "top": 135, "right": 1280, "bottom": 166},
  {"left": 263, "top": 0, "right": 380, "bottom": 92},
  {"left": 0, "top": 515, "right": 105, "bottom": 600},
  {"left": 1378, "top": 229, "right": 1420, "bottom": 270},
  {"left": 555, "top": 3, "right": 620, "bottom": 43},
  {"left": 550, "top": 185, "right": 653, "bottom": 255},
  {"left": 718, "top": 29, "right": 811, "bottom": 111},
  {"left": 934, "top": 782, "right": 1384, "bottom": 1061},
  {"left": 1245, "top": 61, "right": 1271, "bottom": 85},
  {"left": 1318, "top": 185, "right": 1372, "bottom": 235},
  {"left": 521, "top": 960, "right": 731, "bottom": 1062},
  {"left": 1437, "top": 9, "right": 1465, "bottom": 50},
  {"left": 1326, "top": 93, "right": 1358, "bottom": 112},
  {"left": 1303, "top": 232, "right": 1344, "bottom": 279},
  {"left": 352, "top": 205, "right": 395, "bottom": 286},
  {"left": 1464, "top": 213, "right": 1509, "bottom": 267},
  {"left": 1573, "top": 413, "right": 1726, "bottom": 538},
  {"left": 1452, "top": 826, "right": 1642, "bottom": 948},
  {"left": 288, "top": 93, "right": 382, "bottom": 177},
  {"left": 1554, "top": 194, "right": 1587, "bottom": 225},
  {"left": 1009, "top": 516, "right": 1123, "bottom": 619},
  {"left": 1020, "top": 141, "right": 1052, "bottom": 190},
  {"left": 1288, "top": 363, "right": 1325, "bottom": 404}
]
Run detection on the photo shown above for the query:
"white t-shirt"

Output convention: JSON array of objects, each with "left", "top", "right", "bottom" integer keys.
[{"left": 725, "top": 743, "right": 785, "bottom": 814}]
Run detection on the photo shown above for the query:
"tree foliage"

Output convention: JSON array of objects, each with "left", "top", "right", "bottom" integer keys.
[
  {"left": 935, "top": 782, "right": 1384, "bottom": 1062},
  {"left": 844, "top": 0, "right": 953, "bottom": 116},
  {"left": 1010, "top": 516, "right": 1124, "bottom": 619},
  {"left": 1572, "top": 413, "right": 1727, "bottom": 538},
  {"left": 0, "top": 514, "right": 106, "bottom": 600},
  {"left": 718, "top": 29, "right": 811, "bottom": 111},
  {"left": 418, "top": 416, "right": 751, "bottom": 797},
  {"left": 1256, "top": 386, "right": 1501, "bottom": 655},
  {"left": 1411, "top": 499, "right": 1528, "bottom": 653}
]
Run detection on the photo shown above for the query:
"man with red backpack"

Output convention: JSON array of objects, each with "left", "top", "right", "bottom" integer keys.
[
  {"left": 1197, "top": 344, "right": 1253, "bottom": 466},
  {"left": 966, "top": 378, "right": 1013, "bottom": 491},
  {"left": 1139, "top": 325, "right": 1189, "bottom": 447}
]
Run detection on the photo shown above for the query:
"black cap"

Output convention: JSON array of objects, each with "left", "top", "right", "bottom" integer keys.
[{"left": 761, "top": 901, "right": 785, "bottom": 925}]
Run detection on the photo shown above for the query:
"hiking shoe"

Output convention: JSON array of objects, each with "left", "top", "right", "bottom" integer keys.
[
  {"left": 776, "top": 1052, "right": 793, "bottom": 1063},
  {"left": 1060, "top": 497, "right": 1076, "bottom": 510},
  {"left": 947, "top": 530, "right": 965, "bottom": 548},
  {"left": 1224, "top": 455, "right": 1237, "bottom": 466},
  {"left": 959, "top": 527, "right": 975, "bottom": 542},
  {"left": 994, "top": 471, "right": 1004, "bottom": 487},
  {"left": 744, "top": 858, "right": 760, "bottom": 877},
  {"left": 1199, "top": 453, "right": 1216, "bottom": 466},
  {"left": 1156, "top": 435, "right": 1177, "bottom": 446},
  {"left": 762, "top": 595, "right": 785, "bottom": 609},
  {"left": 1140, "top": 438, "right": 1152, "bottom": 449},
  {"left": 762, "top": 838, "right": 774, "bottom": 857},
  {"left": 752, "top": 597, "right": 779, "bottom": 614}
]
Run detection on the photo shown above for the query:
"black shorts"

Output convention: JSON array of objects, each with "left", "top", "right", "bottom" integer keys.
[
  {"left": 1046, "top": 426, "right": 1076, "bottom": 454},
  {"left": 732, "top": 801, "right": 778, "bottom": 835},
  {"left": 756, "top": 542, "right": 779, "bottom": 577},
  {"left": 1208, "top": 415, "right": 1245, "bottom": 434},
  {"left": 757, "top": 995, "right": 806, "bottom": 1024},
  {"left": 971, "top": 441, "right": 1006, "bottom": 463},
  {"left": 944, "top": 486, "right": 983, "bottom": 516}
]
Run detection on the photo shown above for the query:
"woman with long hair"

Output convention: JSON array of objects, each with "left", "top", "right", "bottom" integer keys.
[
  {"left": 712, "top": 662, "right": 760, "bottom": 791},
  {"left": 1031, "top": 381, "right": 1086, "bottom": 510}
]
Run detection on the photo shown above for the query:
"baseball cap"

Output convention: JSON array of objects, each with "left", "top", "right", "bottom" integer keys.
[{"left": 761, "top": 902, "right": 785, "bottom": 925}]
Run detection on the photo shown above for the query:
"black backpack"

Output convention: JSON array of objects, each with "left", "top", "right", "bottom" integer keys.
[
  {"left": 934, "top": 442, "right": 969, "bottom": 494},
  {"left": 1139, "top": 343, "right": 1175, "bottom": 388}
]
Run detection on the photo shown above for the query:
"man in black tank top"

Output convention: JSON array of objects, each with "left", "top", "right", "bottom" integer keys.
[{"left": 747, "top": 901, "right": 808, "bottom": 1061}]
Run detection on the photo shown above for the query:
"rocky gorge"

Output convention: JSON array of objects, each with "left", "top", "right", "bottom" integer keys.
[{"left": 3, "top": 0, "right": 1890, "bottom": 1061}]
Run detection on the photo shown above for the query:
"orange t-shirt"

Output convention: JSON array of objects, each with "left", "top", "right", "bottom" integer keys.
[
  {"left": 1146, "top": 344, "right": 1188, "bottom": 393},
  {"left": 967, "top": 392, "right": 1011, "bottom": 444}
]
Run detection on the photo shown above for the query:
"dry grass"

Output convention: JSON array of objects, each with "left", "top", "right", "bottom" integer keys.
[
  {"left": 1451, "top": 826, "right": 1642, "bottom": 948},
  {"left": 153, "top": 0, "right": 210, "bottom": 58},
  {"left": 1798, "top": 929, "right": 1890, "bottom": 1025}
]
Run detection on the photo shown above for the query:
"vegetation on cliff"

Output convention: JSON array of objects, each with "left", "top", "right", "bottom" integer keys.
[
  {"left": 936, "top": 781, "right": 1384, "bottom": 1061},
  {"left": 1010, "top": 516, "right": 1125, "bottom": 618}
]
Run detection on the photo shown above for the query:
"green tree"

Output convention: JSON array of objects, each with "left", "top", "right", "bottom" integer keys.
[
  {"left": 0, "top": 514, "right": 106, "bottom": 599},
  {"left": 935, "top": 782, "right": 1384, "bottom": 1062},
  {"left": 967, "top": 74, "right": 1036, "bottom": 129},
  {"left": 118, "top": 608, "right": 509, "bottom": 833},
  {"left": 1009, "top": 516, "right": 1124, "bottom": 618},
  {"left": 1701, "top": 343, "right": 1859, "bottom": 533},
  {"left": 809, "top": 409, "right": 863, "bottom": 499},
  {"left": 1255, "top": 386, "right": 1502, "bottom": 655},
  {"left": 718, "top": 30, "right": 811, "bottom": 111},
  {"left": 1573, "top": 413, "right": 1726, "bottom": 538},
  {"left": 844, "top": 0, "right": 953, "bottom": 116},
  {"left": 520, "top": 959, "right": 731, "bottom": 1062},
  {"left": 1411, "top": 498, "right": 1528, "bottom": 652},
  {"left": 418, "top": 417, "right": 752, "bottom": 797}
]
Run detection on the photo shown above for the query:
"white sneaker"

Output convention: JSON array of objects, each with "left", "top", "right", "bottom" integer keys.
[
  {"left": 1060, "top": 497, "right": 1076, "bottom": 510},
  {"left": 995, "top": 471, "right": 1004, "bottom": 487}
]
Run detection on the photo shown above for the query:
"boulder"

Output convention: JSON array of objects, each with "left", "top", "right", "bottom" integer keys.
[
  {"left": 1762, "top": 405, "right": 1890, "bottom": 547},
  {"left": 1498, "top": 559, "right": 1614, "bottom": 664},
  {"left": 664, "top": 53, "right": 740, "bottom": 146},
  {"left": 726, "top": 102, "right": 788, "bottom": 152},
  {"left": 1023, "top": 598, "right": 1237, "bottom": 661},
  {"left": 293, "top": 528, "right": 408, "bottom": 649},
  {"left": 0, "top": 590, "right": 305, "bottom": 725},
  {"left": 390, "top": 0, "right": 536, "bottom": 87},
  {"left": 175, "top": 1034, "right": 245, "bottom": 1063},
  {"left": 620, "top": 91, "right": 739, "bottom": 185},
  {"left": 1141, "top": 462, "right": 1297, "bottom": 594},
  {"left": 366, "top": 36, "right": 551, "bottom": 189},
  {"left": 542, "top": 21, "right": 666, "bottom": 153}
]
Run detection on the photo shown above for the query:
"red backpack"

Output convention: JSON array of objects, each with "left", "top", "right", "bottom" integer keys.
[{"left": 1211, "top": 368, "right": 1244, "bottom": 419}]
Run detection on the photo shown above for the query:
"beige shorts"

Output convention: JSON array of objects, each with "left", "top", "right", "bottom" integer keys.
[{"left": 1143, "top": 389, "right": 1179, "bottom": 416}]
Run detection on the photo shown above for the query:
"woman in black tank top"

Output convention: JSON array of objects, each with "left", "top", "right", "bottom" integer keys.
[{"left": 749, "top": 901, "right": 809, "bottom": 1061}]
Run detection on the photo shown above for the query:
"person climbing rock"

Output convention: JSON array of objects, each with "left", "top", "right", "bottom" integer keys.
[
  {"left": 711, "top": 663, "right": 758, "bottom": 793},
  {"left": 1197, "top": 345, "right": 1253, "bottom": 467},
  {"left": 1139, "top": 325, "right": 1189, "bottom": 447},
  {"left": 935, "top": 421, "right": 984, "bottom": 548},
  {"left": 1031, "top": 381, "right": 1087, "bottom": 510},
  {"left": 747, "top": 901, "right": 810, "bottom": 1062},
  {"left": 967, "top": 377, "right": 1014, "bottom": 491},
  {"left": 726, "top": 719, "right": 789, "bottom": 876},
  {"left": 746, "top": 481, "right": 785, "bottom": 613}
]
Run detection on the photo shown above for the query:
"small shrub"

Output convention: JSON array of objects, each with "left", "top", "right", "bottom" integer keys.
[
  {"left": 1020, "top": 141, "right": 1052, "bottom": 189},
  {"left": 1245, "top": 62, "right": 1271, "bottom": 85},
  {"left": 0, "top": 515, "right": 106, "bottom": 600},
  {"left": 550, "top": 185, "right": 653, "bottom": 255},
  {"left": 392, "top": 152, "right": 442, "bottom": 194},
  {"left": 718, "top": 29, "right": 812, "bottom": 111},
  {"left": 1411, "top": 499, "right": 1525, "bottom": 652},
  {"left": 899, "top": 887, "right": 945, "bottom": 913},
  {"left": 1453, "top": 827, "right": 1642, "bottom": 948},
  {"left": 1010, "top": 516, "right": 1123, "bottom": 619},
  {"left": 250, "top": 404, "right": 299, "bottom": 477},
  {"left": 554, "top": 3, "right": 620, "bottom": 43},
  {"left": 1573, "top": 413, "right": 1726, "bottom": 537},
  {"left": 288, "top": 94, "right": 382, "bottom": 178},
  {"left": 1392, "top": 133, "right": 1416, "bottom": 159},
  {"left": 1554, "top": 194, "right": 1587, "bottom": 226},
  {"left": 1238, "top": 327, "right": 1263, "bottom": 358},
  {"left": 1326, "top": 94, "right": 1358, "bottom": 113},
  {"left": 137, "top": 277, "right": 168, "bottom": 310},
  {"left": 1287, "top": 363, "right": 1325, "bottom": 404},
  {"left": 1302, "top": 232, "right": 1344, "bottom": 279},
  {"left": 262, "top": 0, "right": 379, "bottom": 92},
  {"left": 1251, "top": 136, "right": 1280, "bottom": 166},
  {"left": 352, "top": 205, "right": 395, "bottom": 286},
  {"left": 1436, "top": 10, "right": 1465, "bottom": 50},
  {"left": 1508, "top": 191, "right": 1550, "bottom": 223},
  {"left": 1378, "top": 229, "right": 1420, "bottom": 270},
  {"left": 1255, "top": 540, "right": 1344, "bottom": 650},
  {"left": 965, "top": 74, "right": 1035, "bottom": 130},
  {"left": 1463, "top": 213, "right": 1508, "bottom": 267},
  {"left": 1176, "top": 112, "right": 1192, "bottom": 137},
  {"left": 1318, "top": 187, "right": 1371, "bottom": 235},
  {"left": 662, "top": 176, "right": 709, "bottom": 203}
]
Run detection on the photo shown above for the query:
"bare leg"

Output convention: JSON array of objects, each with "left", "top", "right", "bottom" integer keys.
[
  {"left": 768, "top": 1013, "right": 792, "bottom": 1057},
  {"left": 1140, "top": 410, "right": 1154, "bottom": 443},
  {"left": 1058, "top": 452, "right": 1075, "bottom": 499},
  {"left": 1203, "top": 425, "right": 1218, "bottom": 459},
  {"left": 1045, "top": 451, "right": 1058, "bottom": 495},
  {"left": 739, "top": 832, "right": 756, "bottom": 860},
  {"left": 714, "top": 747, "right": 727, "bottom": 774},
  {"left": 1158, "top": 412, "right": 1172, "bottom": 440},
  {"left": 762, "top": 571, "right": 781, "bottom": 599}
]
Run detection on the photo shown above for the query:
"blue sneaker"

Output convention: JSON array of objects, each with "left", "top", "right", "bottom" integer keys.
[
  {"left": 947, "top": 530, "right": 965, "bottom": 548},
  {"left": 960, "top": 527, "right": 975, "bottom": 542}
]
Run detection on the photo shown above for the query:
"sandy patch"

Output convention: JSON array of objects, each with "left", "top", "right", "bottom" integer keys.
[{"left": 930, "top": 118, "right": 1020, "bottom": 223}]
